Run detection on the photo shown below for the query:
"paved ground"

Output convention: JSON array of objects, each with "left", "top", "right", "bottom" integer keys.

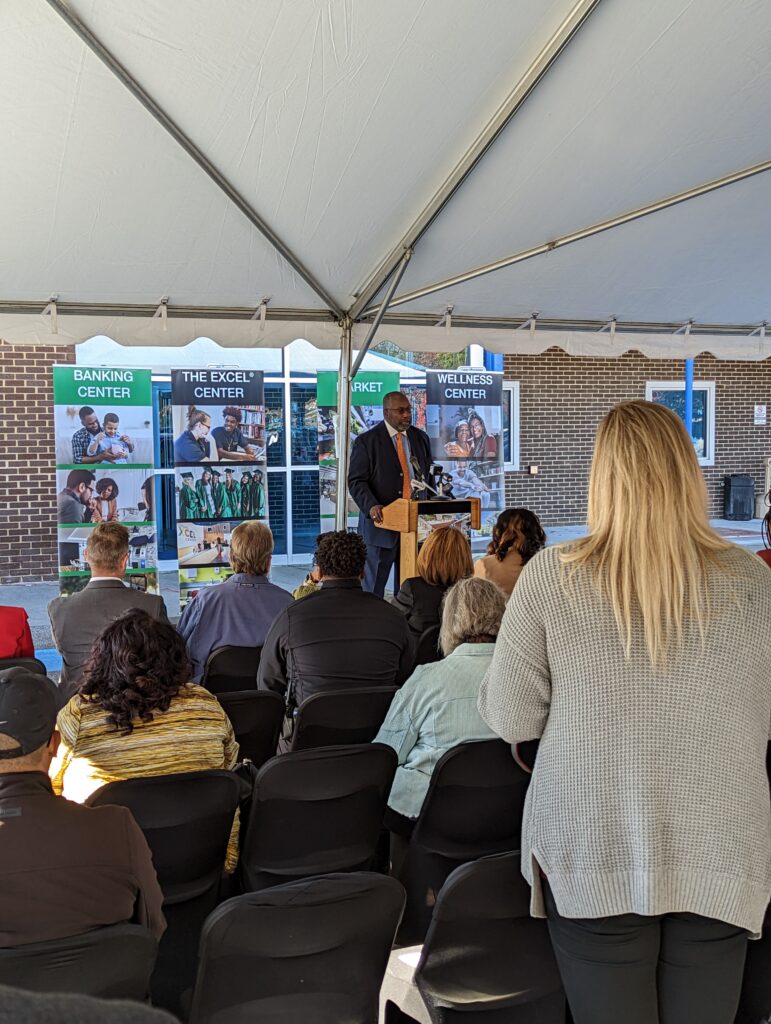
[{"left": 2, "top": 519, "right": 764, "bottom": 669}]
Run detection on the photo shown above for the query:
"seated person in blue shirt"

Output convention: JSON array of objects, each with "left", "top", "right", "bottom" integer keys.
[
  {"left": 173, "top": 407, "right": 213, "bottom": 463},
  {"left": 211, "top": 406, "right": 261, "bottom": 462},
  {"left": 177, "top": 520, "right": 293, "bottom": 683},
  {"left": 374, "top": 576, "right": 505, "bottom": 837}
]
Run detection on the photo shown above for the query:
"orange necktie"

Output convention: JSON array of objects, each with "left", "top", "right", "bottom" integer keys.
[{"left": 395, "top": 432, "right": 412, "bottom": 499}]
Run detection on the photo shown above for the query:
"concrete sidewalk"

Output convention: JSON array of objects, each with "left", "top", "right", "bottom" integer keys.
[{"left": 0, "top": 518, "right": 765, "bottom": 657}]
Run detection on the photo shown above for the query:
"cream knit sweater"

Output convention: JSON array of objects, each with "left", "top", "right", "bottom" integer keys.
[{"left": 478, "top": 543, "right": 771, "bottom": 935}]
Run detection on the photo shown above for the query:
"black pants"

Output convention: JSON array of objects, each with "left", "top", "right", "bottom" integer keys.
[
  {"left": 544, "top": 883, "right": 748, "bottom": 1024},
  {"left": 363, "top": 540, "right": 398, "bottom": 597}
]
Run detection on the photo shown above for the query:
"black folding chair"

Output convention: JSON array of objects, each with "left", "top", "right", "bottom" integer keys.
[
  {"left": 217, "top": 690, "right": 284, "bottom": 767},
  {"left": 238, "top": 743, "right": 397, "bottom": 892},
  {"left": 0, "top": 924, "right": 157, "bottom": 1001},
  {"left": 0, "top": 656, "right": 47, "bottom": 676},
  {"left": 189, "top": 873, "right": 405, "bottom": 1024},
  {"left": 395, "top": 739, "right": 531, "bottom": 943},
  {"left": 414, "top": 625, "right": 442, "bottom": 666},
  {"left": 290, "top": 687, "right": 398, "bottom": 751},
  {"left": 396, "top": 852, "right": 563, "bottom": 1023},
  {"left": 202, "top": 645, "right": 263, "bottom": 694},
  {"left": 86, "top": 770, "right": 240, "bottom": 1015}
]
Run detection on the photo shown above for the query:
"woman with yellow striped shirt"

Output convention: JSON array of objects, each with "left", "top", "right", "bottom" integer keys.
[{"left": 50, "top": 609, "right": 240, "bottom": 871}]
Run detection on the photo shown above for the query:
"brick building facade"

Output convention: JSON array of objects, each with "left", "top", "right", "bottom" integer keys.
[
  {"left": 504, "top": 348, "right": 771, "bottom": 524},
  {"left": 0, "top": 341, "right": 75, "bottom": 583},
  {"left": 1, "top": 342, "right": 769, "bottom": 584}
]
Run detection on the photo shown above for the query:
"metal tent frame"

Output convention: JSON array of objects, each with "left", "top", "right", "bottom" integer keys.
[{"left": 10, "top": 0, "right": 771, "bottom": 524}]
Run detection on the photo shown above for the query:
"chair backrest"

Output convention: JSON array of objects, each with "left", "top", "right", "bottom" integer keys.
[
  {"left": 189, "top": 873, "right": 405, "bottom": 1024},
  {"left": 239, "top": 744, "right": 397, "bottom": 891},
  {"left": 414, "top": 625, "right": 442, "bottom": 666},
  {"left": 0, "top": 656, "right": 47, "bottom": 676},
  {"left": 415, "top": 853, "right": 564, "bottom": 1023},
  {"left": 86, "top": 771, "right": 240, "bottom": 904},
  {"left": 203, "top": 646, "right": 263, "bottom": 694},
  {"left": 0, "top": 924, "right": 157, "bottom": 1001},
  {"left": 217, "top": 690, "right": 284, "bottom": 767},
  {"left": 290, "top": 687, "right": 398, "bottom": 751},
  {"left": 412, "top": 739, "right": 530, "bottom": 859}
]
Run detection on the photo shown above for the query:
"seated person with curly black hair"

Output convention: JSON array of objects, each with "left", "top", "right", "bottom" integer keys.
[
  {"left": 258, "top": 530, "right": 414, "bottom": 707},
  {"left": 51, "top": 609, "right": 240, "bottom": 871},
  {"left": 473, "top": 506, "right": 546, "bottom": 598}
]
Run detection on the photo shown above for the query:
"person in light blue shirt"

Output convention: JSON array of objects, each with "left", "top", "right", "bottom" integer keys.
[
  {"left": 374, "top": 576, "right": 506, "bottom": 826},
  {"left": 178, "top": 520, "right": 292, "bottom": 682}
]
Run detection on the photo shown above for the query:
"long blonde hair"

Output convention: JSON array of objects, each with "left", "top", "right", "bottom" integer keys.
[{"left": 560, "top": 400, "right": 730, "bottom": 666}]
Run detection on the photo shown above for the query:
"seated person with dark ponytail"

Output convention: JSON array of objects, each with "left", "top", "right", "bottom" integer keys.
[{"left": 473, "top": 507, "right": 545, "bottom": 598}]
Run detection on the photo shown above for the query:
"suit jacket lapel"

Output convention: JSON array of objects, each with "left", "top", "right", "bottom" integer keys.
[{"left": 378, "top": 420, "right": 401, "bottom": 471}]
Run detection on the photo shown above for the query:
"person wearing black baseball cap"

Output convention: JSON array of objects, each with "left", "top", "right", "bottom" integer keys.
[{"left": 0, "top": 668, "right": 164, "bottom": 947}]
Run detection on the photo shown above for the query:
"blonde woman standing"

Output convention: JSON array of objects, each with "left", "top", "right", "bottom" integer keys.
[{"left": 479, "top": 400, "right": 771, "bottom": 1024}]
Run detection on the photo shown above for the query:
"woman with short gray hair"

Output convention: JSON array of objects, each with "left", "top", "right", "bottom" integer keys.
[{"left": 375, "top": 577, "right": 506, "bottom": 838}]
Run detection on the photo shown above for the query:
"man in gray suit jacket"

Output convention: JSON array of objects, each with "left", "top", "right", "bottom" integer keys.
[{"left": 48, "top": 523, "right": 168, "bottom": 700}]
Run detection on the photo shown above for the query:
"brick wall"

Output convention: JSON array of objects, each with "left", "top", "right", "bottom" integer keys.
[
  {"left": 0, "top": 341, "right": 76, "bottom": 583},
  {"left": 504, "top": 347, "right": 771, "bottom": 525}
]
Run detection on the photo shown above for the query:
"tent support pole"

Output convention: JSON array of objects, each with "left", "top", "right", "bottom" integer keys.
[
  {"left": 368, "top": 154, "right": 771, "bottom": 315},
  {"left": 347, "top": 0, "right": 602, "bottom": 320},
  {"left": 350, "top": 249, "right": 412, "bottom": 379},
  {"left": 335, "top": 318, "right": 354, "bottom": 530},
  {"left": 41, "top": 0, "right": 343, "bottom": 319}
]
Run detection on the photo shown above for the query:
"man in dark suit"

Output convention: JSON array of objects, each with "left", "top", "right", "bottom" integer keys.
[
  {"left": 48, "top": 523, "right": 168, "bottom": 699},
  {"left": 348, "top": 391, "right": 432, "bottom": 597}
]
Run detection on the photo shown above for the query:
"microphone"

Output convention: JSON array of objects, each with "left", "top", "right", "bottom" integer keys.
[
  {"left": 409, "top": 456, "right": 426, "bottom": 483},
  {"left": 410, "top": 477, "right": 443, "bottom": 497},
  {"left": 409, "top": 456, "right": 449, "bottom": 498}
]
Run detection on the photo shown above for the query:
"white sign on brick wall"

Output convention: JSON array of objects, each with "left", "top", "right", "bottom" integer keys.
[{"left": 754, "top": 404, "right": 767, "bottom": 426}]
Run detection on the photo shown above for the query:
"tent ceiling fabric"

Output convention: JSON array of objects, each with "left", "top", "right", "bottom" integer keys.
[
  {"left": 1, "top": 0, "right": 569, "bottom": 309},
  {"left": 376, "top": 0, "right": 771, "bottom": 323},
  {"left": 1, "top": 0, "right": 771, "bottom": 355}
]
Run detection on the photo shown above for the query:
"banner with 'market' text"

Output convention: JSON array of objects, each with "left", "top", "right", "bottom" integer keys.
[{"left": 317, "top": 370, "right": 400, "bottom": 530}]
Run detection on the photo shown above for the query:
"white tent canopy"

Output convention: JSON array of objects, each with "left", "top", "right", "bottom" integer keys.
[{"left": 2, "top": 0, "right": 771, "bottom": 358}]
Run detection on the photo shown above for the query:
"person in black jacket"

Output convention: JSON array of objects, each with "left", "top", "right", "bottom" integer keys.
[
  {"left": 348, "top": 392, "right": 432, "bottom": 597},
  {"left": 392, "top": 525, "right": 474, "bottom": 638},
  {"left": 257, "top": 531, "right": 414, "bottom": 707}
]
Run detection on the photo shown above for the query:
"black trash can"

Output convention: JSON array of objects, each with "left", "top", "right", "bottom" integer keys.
[{"left": 723, "top": 474, "right": 755, "bottom": 521}]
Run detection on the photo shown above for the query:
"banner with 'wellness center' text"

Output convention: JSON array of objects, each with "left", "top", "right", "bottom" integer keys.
[{"left": 426, "top": 368, "right": 504, "bottom": 520}]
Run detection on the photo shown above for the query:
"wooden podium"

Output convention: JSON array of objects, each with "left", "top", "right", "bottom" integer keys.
[{"left": 375, "top": 497, "right": 481, "bottom": 582}]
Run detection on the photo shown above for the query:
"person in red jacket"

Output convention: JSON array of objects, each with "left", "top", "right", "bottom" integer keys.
[{"left": 0, "top": 607, "right": 34, "bottom": 659}]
